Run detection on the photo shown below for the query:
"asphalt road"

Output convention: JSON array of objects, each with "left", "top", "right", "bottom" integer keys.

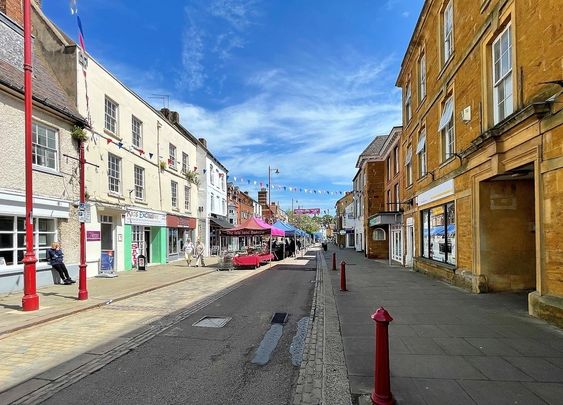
[{"left": 41, "top": 260, "right": 317, "bottom": 405}]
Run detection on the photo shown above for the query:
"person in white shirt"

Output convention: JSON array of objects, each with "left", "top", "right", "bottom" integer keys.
[
  {"left": 184, "top": 239, "right": 194, "bottom": 267},
  {"left": 194, "top": 240, "right": 206, "bottom": 267}
]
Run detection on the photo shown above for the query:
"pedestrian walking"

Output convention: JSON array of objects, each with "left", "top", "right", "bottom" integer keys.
[
  {"left": 194, "top": 239, "right": 206, "bottom": 267},
  {"left": 184, "top": 239, "right": 194, "bottom": 267},
  {"left": 47, "top": 242, "right": 75, "bottom": 285}
]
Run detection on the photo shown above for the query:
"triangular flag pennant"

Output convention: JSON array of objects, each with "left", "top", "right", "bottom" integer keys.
[
  {"left": 138, "top": 149, "right": 145, "bottom": 155},
  {"left": 106, "top": 138, "right": 113, "bottom": 144},
  {"left": 118, "top": 142, "right": 123, "bottom": 149},
  {"left": 203, "top": 169, "right": 207, "bottom": 173},
  {"left": 247, "top": 180, "right": 250, "bottom": 184},
  {"left": 149, "top": 152, "right": 154, "bottom": 159}
]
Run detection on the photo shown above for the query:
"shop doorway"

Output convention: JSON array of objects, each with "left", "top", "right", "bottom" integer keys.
[
  {"left": 144, "top": 227, "right": 151, "bottom": 263},
  {"left": 391, "top": 225, "right": 403, "bottom": 264},
  {"left": 479, "top": 164, "right": 536, "bottom": 292},
  {"left": 100, "top": 215, "right": 114, "bottom": 271},
  {"left": 406, "top": 223, "right": 414, "bottom": 267}
]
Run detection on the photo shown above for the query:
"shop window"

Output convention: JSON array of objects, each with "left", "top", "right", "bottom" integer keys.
[
  {"left": 373, "top": 228, "right": 386, "bottom": 241},
  {"left": 0, "top": 216, "right": 57, "bottom": 267},
  {"left": 168, "top": 228, "right": 178, "bottom": 255},
  {"left": 420, "top": 202, "right": 456, "bottom": 265}
]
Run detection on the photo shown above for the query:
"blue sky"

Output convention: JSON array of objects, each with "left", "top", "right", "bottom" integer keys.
[{"left": 44, "top": 0, "right": 423, "bottom": 214}]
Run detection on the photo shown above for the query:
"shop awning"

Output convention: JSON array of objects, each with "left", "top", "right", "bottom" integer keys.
[
  {"left": 209, "top": 216, "right": 234, "bottom": 229},
  {"left": 438, "top": 97, "right": 454, "bottom": 131},
  {"left": 222, "top": 216, "right": 284, "bottom": 236},
  {"left": 416, "top": 133, "right": 426, "bottom": 153},
  {"left": 368, "top": 212, "right": 402, "bottom": 227}
]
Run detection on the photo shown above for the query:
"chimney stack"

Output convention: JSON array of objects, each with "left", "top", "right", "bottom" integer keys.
[
  {"left": 198, "top": 138, "right": 207, "bottom": 148},
  {"left": 1, "top": 0, "right": 23, "bottom": 26},
  {"left": 258, "top": 189, "right": 267, "bottom": 206}
]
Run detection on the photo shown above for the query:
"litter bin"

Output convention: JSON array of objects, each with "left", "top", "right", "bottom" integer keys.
[{"left": 137, "top": 254, "right": 147, "bottom": 271}]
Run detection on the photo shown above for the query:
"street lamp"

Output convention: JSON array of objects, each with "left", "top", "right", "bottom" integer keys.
[
  {"left": 21, "top": 0, "right": 39, "bottom": 311},
  {"left": 268, "top": 165, "right": 279, "bottom": 207}
]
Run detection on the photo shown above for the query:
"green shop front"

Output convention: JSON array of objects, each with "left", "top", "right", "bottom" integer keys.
[{"left": 124, "top": 208, "right": 167, "bottom": 270}]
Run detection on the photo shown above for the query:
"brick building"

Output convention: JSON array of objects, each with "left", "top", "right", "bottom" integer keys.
[
  {"left": 368, "top": 127, "right": 405, "bottom": 264},
  {"left": 396, "top": 0, "right": 562, "bottom": 325},
  {"left": 353, "top": 135, "right": 388, "bottom": 258}
]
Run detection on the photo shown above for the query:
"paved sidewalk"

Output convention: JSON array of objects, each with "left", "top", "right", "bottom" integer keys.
[
  {"left": 0, "top": 258, "right": 223, "bottom": 336},
  {"left": 323, "top": 245, "right": 563, "bottom": 405}
]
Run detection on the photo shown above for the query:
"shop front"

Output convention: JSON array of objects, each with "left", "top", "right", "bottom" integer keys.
[
  {"left": 0, "top": 190, "right": 75, "bottom": 293},
  {"left": 124, "top": 208, "right": 167, "bottom": 270},
  {"left": 167, "top": 214, "right": 196, "bottom": 262}
]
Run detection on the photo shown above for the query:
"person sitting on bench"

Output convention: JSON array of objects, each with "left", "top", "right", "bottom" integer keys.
[{"left": 47, "top": 242, "right": 75, "bottom": 285}]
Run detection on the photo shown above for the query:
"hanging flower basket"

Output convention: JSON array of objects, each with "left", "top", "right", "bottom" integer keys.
[
  {"left": 71, "top": 125, "right": 88, "bottom": 142},
  {"left": 185, "top": 170, "right": 200, "bottom": 186}
]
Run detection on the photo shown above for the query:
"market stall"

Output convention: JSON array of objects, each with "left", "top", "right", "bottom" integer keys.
[{"left": 221, "top": 217, "right": 285, "bottom": 269}]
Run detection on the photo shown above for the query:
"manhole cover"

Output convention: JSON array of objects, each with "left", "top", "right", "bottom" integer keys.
[
  {"left": 192, "top": 316, "right": 232, "bottom": 328},
  {"left": 271, "top": 312, "right": 288, "bottom": 324}
]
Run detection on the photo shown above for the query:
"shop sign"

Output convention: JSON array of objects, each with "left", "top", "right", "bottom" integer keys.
[
  {"left": 166, "top": 214, "right": 196, "bottom": 229},
  {"left": 125, "top": 209, "right": 166, "bottom": 226},
  {"left": 294, "top": 208, "right": 321, "bottom": 215},
  {"left": 416, "top": 179, "right": 454, "bottom": 206},
  {"left": 131, "top": 243, "right": 139, "bottom": 265},
  {"left": 86, "top": 230, "right": 101, "bottom": 241}
]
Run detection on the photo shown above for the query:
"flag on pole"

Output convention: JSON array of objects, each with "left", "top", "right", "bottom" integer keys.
[
  {"left": 70, "top": 0, "right": 78, "bottom": 14},
  {"left": 76, "top": 15, "right": 86, "bottom": 50}
]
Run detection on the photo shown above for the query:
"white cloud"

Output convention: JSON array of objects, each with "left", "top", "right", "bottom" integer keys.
[
  {"left": 177, "top": 23, "right": 206, "bottom": 91},
  {"left": 168, "top": 56, "right": 402, "bottom": 196},
  {"left": 178, "top": 0, "right": 259, "bottom": 92}
]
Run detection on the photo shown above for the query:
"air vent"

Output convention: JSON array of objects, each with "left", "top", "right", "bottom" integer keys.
[
  {"left": 271, "top": 312, "right": 288, "bottom": 324},
  {"left": 192, "top": 316, "right": 231, "bottom": 328}
]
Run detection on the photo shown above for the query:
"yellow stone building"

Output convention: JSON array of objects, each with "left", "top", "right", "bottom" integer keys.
[{"left": 396, "top": 0, "right": 562, "bottom": 325}]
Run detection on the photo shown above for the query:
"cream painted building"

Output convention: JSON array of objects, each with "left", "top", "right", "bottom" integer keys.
[
  {"left": 31, "top": 4, "right": 200, "bottom": 275},
  {"left": 0, "top": 8, "right": 87, "bottom": 292}
]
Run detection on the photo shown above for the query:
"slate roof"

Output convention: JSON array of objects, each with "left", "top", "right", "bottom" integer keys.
[
  {"left": 0, "top": 14, "right": 86, "bottom": 125},
  {"left": 355, "top": 135, "right": 388, "bottom": 168}
]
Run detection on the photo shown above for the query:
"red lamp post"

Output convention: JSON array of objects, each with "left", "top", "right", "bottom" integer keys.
[
  {"left": 21, "top": 0, "right": 39, "bottom": 311},
  {"left": 78, "top": 140, "right": 88, "bottom": 300}
]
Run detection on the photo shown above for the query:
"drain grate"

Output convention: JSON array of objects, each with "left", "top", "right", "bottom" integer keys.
[
  {"left": 192, "top": 316, "right": 232, "bottom": 328},
  {"left": 271, "top": 312, "right": 288, "bottom": 324}
]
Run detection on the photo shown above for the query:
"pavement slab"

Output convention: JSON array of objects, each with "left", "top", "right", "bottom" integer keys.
[{"left": 321, "top": 244, "right": 563, "bottom": 404}]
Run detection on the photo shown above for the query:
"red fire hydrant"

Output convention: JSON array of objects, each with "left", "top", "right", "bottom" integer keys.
[
  {"left": 332, "top": 252, "right": 337, "bottom": 271},
  {"left": 371, "top": 307, "right": 394, "bottom": 405},
  {"left": 340, "top": 261, "right": 347, "bottom": 291}
]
